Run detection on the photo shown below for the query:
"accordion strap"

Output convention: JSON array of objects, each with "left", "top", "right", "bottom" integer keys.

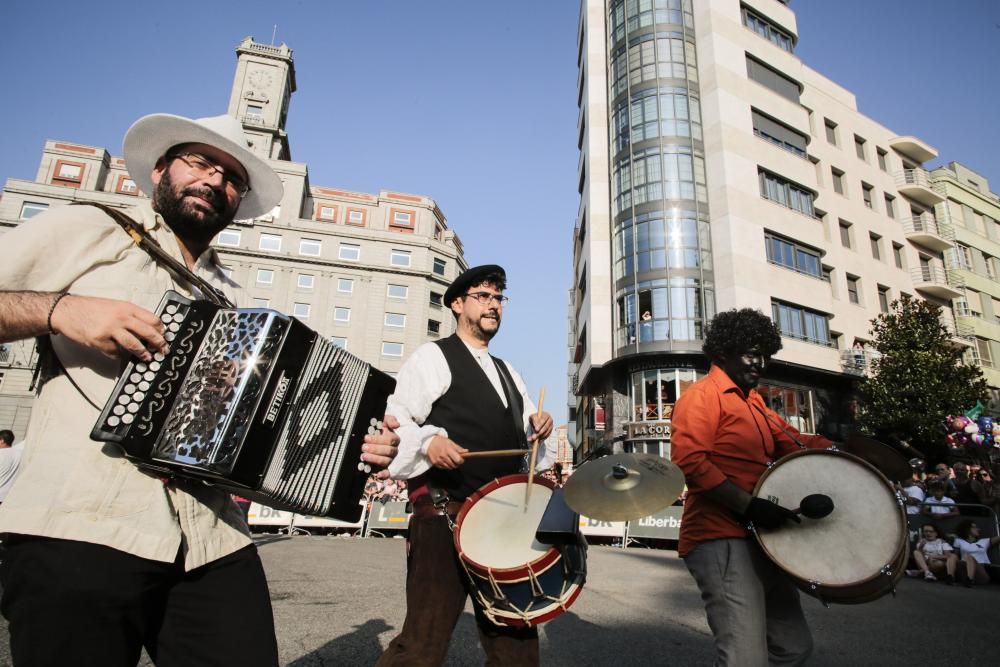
[{"left": 73, "top": 202, "right": 235, "bottom": 308}]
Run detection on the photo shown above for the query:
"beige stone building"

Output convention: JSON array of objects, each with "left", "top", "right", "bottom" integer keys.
[
  {"left": 0, "top": 37, "right": 467, "bottom": 434},
  {"left": 569, "top": 0, "right": 975, "bottom": 460}
]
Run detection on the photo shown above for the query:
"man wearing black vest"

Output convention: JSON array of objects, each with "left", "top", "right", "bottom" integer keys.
[{"left": 376, "top": 264, "right": 554, "bottom": 667}]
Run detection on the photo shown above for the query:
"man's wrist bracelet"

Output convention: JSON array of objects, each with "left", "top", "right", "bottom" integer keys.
[{"left": 47, "top": 292, "right": 70, "bottom": 334}]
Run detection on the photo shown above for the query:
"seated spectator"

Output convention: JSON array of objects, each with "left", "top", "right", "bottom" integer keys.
[
  {"left": 922, "top": 481, "right": 959, "bottom": 518},
  {"left": 952, "top": 519, "right": 1000, "bottom": 587},
  {"left": 899, "top": 475, "right": 925, "bottom": 516},
  {"left": 911, "top": 524, "right": 957, "bottom": 583}
]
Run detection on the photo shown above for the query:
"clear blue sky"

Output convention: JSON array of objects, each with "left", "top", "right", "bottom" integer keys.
[{"left": 2, "top": 1, "right": 998, "bottom": 427}]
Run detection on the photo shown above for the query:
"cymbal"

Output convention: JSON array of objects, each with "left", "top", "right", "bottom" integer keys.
[
  {"left": 840, "top": 435, "right": 911, "bottom": 482},
  {"left": 563, "top": 453, "right": 685, "bottom": 522}
]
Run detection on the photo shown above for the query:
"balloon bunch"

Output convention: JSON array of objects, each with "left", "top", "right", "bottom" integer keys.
[{"left": 943, "top": 414, "right": 998, "bottom": 451}]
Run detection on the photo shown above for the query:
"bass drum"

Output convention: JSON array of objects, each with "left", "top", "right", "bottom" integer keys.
[{"left": 753, "top": 448, "right": 907, "bottom": 605}]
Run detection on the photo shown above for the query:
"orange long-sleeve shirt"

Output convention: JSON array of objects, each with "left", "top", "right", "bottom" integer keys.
[{"left": 670, "top": 365, "right": 831, "bottom": 557}]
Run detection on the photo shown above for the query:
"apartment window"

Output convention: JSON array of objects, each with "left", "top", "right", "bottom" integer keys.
[
  {"left": 381, "top": 342, "right": 404, "bottom": 358},
  {"left": 893, "top": 243, "right": 905, "bottom": 269},
  {"left": 334, "top": 307, "right": 351, "bottom": 323},
  {"left": 297, "top": 274, "right": 315, "bottom": 290},
  {"left": 316, "top": 204, "right": 337, "bottom": 222},
  {"left": 824, "top": 119, "right": 838, "bottom": 145},
  {"left": 985, "top": 252, "right": 998, "bottom": 281},
  {"left": 976, "top": 337, "right": 993, "bottom": 368},
  {"left": 252, "top": 298, "right": 270, "bottom": 308},
  {"left": 390, "top": 208, "right": 415, "bottom": 232},
  {"left": 19, "top": 201, "right": 48, "bottom": 219},
  {"left": 217, "top": 228, "right": 241, "bottom": 247},
  {"left": 839, "top": 220, "right": 853, "bottom": 248},
  {"left": 429, "top": 291, "right": 443, "bottom": 307},
  {"left": 432, "top": 258, "right": 447, "bottom": 276},
  {"left": 337, "top": 278, "right": 354, "bottom": 294},
  {"left": 741, "top": 6, "right": 794, "bottom": 52},
  {"left": 954, "top": 243, "right": 972, "bottom": 270},
  {"left": 256, "top": 269, "right": 274, "bottom": 285},
  {"left": 877, "top": 148, "right": 888, "bottom": 171},
  {"left": 861, "top": 182, "right": 874, "bottom": 209},
  {"left": 846, "top": 275, "right": 860, "bottom": 304},
  {"left": 831, "top": 167, "right": 845, "bottom": 195},
  {"left": 884, "top": 193, "right": 896, "bottom": 218},
  {"left": 116, "top": 176, "right": 138, "bottom": 195},
  {"left": 346, "top": 208, "right": 366, "bottom": 226},
  {"left": 292, "top": 303, "right": 311, "bottom": 319},
  {"left": 387, "top": 284, "right": 409, "bottom": 300},
  {"left": 434, "top": 223, "right": 445, "bottom": 241},
  {"left": 384, "top": 313, "right": 406, "bottom": 328},
  {"left": 771, "top": 300, "right": 832, "bottom": 346},
  {"left": 298, "top": 238, "right": 322, "bottom": 257},
  {"left": 52, "top": 160, "right": 84, "bottom": 186},
  {"left": 329, "top": 336, "right": 347, "bottom": 349},
  {"left": 764, "top": 232, "right": 822, "bottom": 278},
  {"left": 259, "top": 234, "right": 282, "bottom": 252},
  {"left": 751, "top": 109, "right": 807, "bottom": 158},
  {"left": 877, "top": 285, "right": 890, "bottom": 313},
  {"left": 427, "top": 320, "right": 441, "bottom": 336},
  {"left": 758, "top": 170, "right": 815, "bottom": 217},
  {"left": 745, "top": 55, "right": 800, "bottom": 103},
  {"left": 854, "top": 135, "right": 867, "bottom": 161},
  {"left": 246, "top": 104, "right": 264, "bottom": 121},
  {"left": 390, "top": 249, "right": 412, "bottom": 267},
  {"left": 339, "top": 243, "right": 360, "bottom": 261},
  {"left": 869, "top": 233, "right": 882, "bottom": 261}
]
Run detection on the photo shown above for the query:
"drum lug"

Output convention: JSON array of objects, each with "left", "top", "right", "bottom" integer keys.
[
  {"left": 808, "top": 581, "right": 829, "bottom": 609},
  {"left": 893, "top": 491, "right": 905, "bottom": 508}
]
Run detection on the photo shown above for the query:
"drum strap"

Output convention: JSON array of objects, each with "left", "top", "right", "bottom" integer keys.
[{"left": 752, "top": 403, "right": 808, "bottom": 450}]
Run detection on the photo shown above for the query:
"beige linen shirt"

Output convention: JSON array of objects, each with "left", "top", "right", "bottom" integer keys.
[{"left": 0, "top": 201, "right": 251, "bottom": 570}]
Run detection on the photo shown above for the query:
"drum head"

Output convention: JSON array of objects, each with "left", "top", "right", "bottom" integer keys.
[
  {"left": 755, "top": 450, "right": 905, "bottom": 588},
  {"left": 456, "top": 475, "right": 556, "bottom": 573}
]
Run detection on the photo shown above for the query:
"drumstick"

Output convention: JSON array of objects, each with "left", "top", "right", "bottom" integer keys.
[
  {"left": 524, "top": 387, "right": 545, "bottom": 512},
  {"left": 462, "top": 449, "right": 529, "bottom": 459}
]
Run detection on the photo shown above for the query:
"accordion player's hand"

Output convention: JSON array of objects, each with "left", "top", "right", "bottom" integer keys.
[
  {"left": 49, "top": 294, "right": 168, "bottom": 362},
  {"left": 364, "top": 413, "right": 401, "bottom": 480}
]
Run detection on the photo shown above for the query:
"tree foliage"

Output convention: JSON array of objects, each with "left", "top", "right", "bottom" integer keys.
[{"left": 856, "top": 296, "right": 987, "bottom": 461}]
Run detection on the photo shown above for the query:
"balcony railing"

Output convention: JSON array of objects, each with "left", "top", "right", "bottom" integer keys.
[
  {"left": 840, "top": 349, "right": 881, "bottom": 376},
  {"left": 911, "top": 266, "right": 963, "bottom": 299},
  {"left": 899, "top": 214, "right": 954, "bottom": 251},
  {"left": 896, "top": 168, "right": 945, "bottom": 206}
]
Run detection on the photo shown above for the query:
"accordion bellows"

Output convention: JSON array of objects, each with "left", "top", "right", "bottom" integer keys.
[{"left": 91, "top": 291, "right": 394, "bottom": 521}]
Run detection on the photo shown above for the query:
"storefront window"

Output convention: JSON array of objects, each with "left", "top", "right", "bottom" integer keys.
[{"left": 758, "top": 383, "right": 816, "bottom": 433}]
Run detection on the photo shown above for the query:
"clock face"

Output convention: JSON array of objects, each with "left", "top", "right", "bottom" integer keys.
[{"left": 248, "top": 70, "right": 273, "bottom": 89}]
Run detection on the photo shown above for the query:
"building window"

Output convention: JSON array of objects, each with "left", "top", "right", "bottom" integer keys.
[
  {"left": 845, "top": 275, "right": 862, "bottom": 304},
  {"left": 346, "top": 208, "right": 366, "bottom": 226},
  {"left": 893, "top": 243, "right": 905, "bottom": 269},
  {"left": 52, "top": 160, "right": 84, "bottom": 187},
  {"left": 339, "top": 243, "right": 360, "bottom": 261},
  {"left": 432, "top": 258, "right": 446, "bottom": 276},
  {"left": 751, "top": 109, "right": 807, "bottom": 158},
  {"left": 217, "top": 228, "right": 241, "bottom": 247},
  {"left": 259, "top": 234, "right": 282, "bottom": 252},
  {"left": 329, "top": 336, "right": 347, "bottom": 349},
  {"left": 854, "top": 135, "right": 867, "bottom": 161},
  {"left": 884, "top": 193, "right": 896, "bottom": 218},
  {"left": 831, "top": 167, "right": 845, "bottom": 195},
  {"left": 299, "top": 238, "right": 322, "bottom": 256},
  {"left": 764, "top": 232, "right": 822, "bottom": 278},
  {"left": 771, "top": 300, "right": 832, "bottom": 346},
  {"left": 252, "top": 298, "right": 270, "bottom": 308},
  {"left": 256, "top": 269, "right": 274, "bottom": 285},
  {"left": 611, "top": 87, "right": 704, "bottom": 153},
  {"left": 381, "top": 342, "right": 404, "bottom": 358},
  {"left": 292, "top": 303, "right": 311, "bottom": 319},
  {"left": 19, "top": 201, "right": 48, "bottom": 219},
  {"left": 434, "top": 223, "right": 445, "bottom": 241},
  {"left": 297, "top": 274, "right": 315, "bottom": 290},
  {"left": 116, "top": 175, "right": 138, "bottom": 195},
  {"left": 741, "top": 6, "right": 794, "bottom": 52},
  {"left": 427, "top": 320, "right": 441, "bottom": 336},
  {"left": 246, "top": 104, "right": 264, "bottom": 121},
  {"left": 758, "top": 170, "right": 815, "bottom": 217},
  {"left": 977, "top": 338, "right": 993, "bottom": 368},
  {"left": 384, "top": 313, "right": 406, "bottom": 328},
  {"left": 877, "top": 285, "right": 890, "bottom": 313},
  {"left": 745, "top": 55, "right": 800, "bottom": 103},
  {"left": 389, "top": 208, "right": 415, "bottom": 232},
  {"left": 869, "top": 234, "right": 882, "bottom": 261},
  {"left": 839, "top": 220, "right": 852, "bottom": 248},
  {"left": 316, "top": 204, "right": 337, "bottom": 222},
  {"left": 387, "top": 284, "right": 408, "bottom": 300},
  {"left": 334, "top": 307, "right": 351, "bottom": 323},
  {"left": 337, "top": 278, "right": 354, "bottom": 294},
  {"left": 861, "top": 182, "right": 874, "bottom": 209},
  {"left": 429, "top": 291, "right": 443, "bottom": 307},
  {"left": 390, "top": 249, "right": 412, "bottom": 267},
  {"left": 824, "top": 119, "right": 838, "bottom": 145},
  {"left": 877, "top": 148, "right": 888, "bottom": 171}
]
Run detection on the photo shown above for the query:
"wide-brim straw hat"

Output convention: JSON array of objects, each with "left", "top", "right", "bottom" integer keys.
[{"left": 123, "top": 113, "right": 283, "bottom": 219}]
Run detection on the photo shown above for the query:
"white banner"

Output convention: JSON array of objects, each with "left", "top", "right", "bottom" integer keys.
[
  {"left": 578, "top": 516, "right": 627, "bottom": 538},
  {"left": 247, "top": 502, "right": 364, "bottom": 529}
]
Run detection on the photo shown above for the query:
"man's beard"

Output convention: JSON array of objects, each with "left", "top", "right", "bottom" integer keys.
[
  {"left": 152, "top": 169, "right": 235, "bottom": 245},
  {"left": 468, "top": 311, "right": 500, "bottom": 342}
]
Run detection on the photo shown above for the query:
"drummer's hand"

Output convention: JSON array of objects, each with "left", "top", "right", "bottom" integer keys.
[
  {"left": 363, "top": 414, "right": 400, "bottom": 480},
  {"left": 529, "top": 411, "right": 554, "bottom": 443},
  {"left": 742, "top": 497, "right": 801, "bottom": 530},
  {"left": 427, "top": 436, "right": 468, "bottom": 470}
]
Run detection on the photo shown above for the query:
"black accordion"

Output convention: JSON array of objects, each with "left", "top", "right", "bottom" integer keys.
[{"left": 90, "top": 291, "right": 395, "bottom": 521}]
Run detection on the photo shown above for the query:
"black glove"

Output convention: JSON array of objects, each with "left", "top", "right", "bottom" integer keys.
[{"left": 742, "top": 497, "right": 801, "bottom": 530}]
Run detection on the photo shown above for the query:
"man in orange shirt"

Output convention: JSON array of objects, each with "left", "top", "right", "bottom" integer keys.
[{"left": 671, "top": 308, "right": 832, "bottom": 667}]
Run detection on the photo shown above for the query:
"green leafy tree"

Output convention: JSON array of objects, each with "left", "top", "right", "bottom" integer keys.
[{"left": 856, "top": 296, "right": 987, "bottom": 461}]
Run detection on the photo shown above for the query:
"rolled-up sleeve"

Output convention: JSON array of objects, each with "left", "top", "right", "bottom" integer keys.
[
  {"left": 670, "top": 385, "right": 728, "bottom": 493},
  {"left": 385, "top": 343, "right": 450, "bottom": 479}
]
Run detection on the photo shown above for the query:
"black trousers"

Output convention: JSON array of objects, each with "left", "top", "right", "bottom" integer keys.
[
  {"left": 376, "top": 513, "right": 538, "bottom": 667},
  {"left": 0, "top": 535, "right": 278, "bottom": 667}
]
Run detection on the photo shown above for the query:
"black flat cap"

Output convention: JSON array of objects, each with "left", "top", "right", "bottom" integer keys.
[{"left": 444, "top": 264, "right": 506, "bottom": 307}]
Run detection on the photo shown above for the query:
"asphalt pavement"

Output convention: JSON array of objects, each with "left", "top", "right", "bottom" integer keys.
[{"left": 1, "top": 535, "right": 998, "bottom": 666}]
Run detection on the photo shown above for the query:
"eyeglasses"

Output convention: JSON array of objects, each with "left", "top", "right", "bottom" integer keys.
[
  {"left": 171, "top": 152, "right": 251, "bottom": 198},
  {"left": 464, "top": 291, "right": 509, "bottom": 306}
]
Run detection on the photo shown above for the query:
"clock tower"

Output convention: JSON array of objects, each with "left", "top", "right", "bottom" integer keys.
[{"left": 227, "top": 36, "right": 296, "bottom": 161}]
